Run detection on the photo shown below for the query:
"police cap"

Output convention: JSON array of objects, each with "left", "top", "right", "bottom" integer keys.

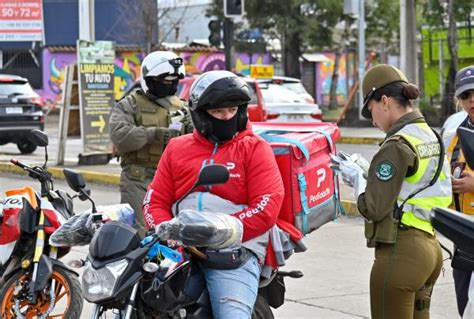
[{"left": 362, "top": 64, "right": 409, "bottom": 119}]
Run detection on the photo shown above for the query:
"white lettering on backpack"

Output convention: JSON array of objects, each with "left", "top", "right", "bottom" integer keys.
[
  {"left": 309, "top": 188, "right": 330, "bottom": 203},
  {"left": 316, "top": 168, "right": 326, "bottom": 188},
  {"left": 238, "top": 194, "right": 271, "bottom": 220}
]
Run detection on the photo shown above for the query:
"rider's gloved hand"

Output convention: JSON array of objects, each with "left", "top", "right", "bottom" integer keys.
[{"left": 155, "top": 210, "right": 243, "bottom": 249}]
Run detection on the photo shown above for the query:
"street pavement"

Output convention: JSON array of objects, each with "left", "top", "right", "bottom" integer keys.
[{"left": 0, "top": 174, "right": 458, "bottom": 318}]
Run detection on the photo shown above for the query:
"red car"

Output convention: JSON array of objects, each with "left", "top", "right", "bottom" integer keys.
[{"left": 122, "top": 75, "right": 268, "bottom": 122}]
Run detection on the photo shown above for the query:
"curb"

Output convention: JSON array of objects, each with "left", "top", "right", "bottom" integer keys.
[
  {"left": 0, "top": 161, "right": 361, "bottom": 216},
  {"left": 340, "top": 199, "right": 359, "bottom": 216},
  {"left": 338, "top": 136, "right": 382, "bottom": 145},
  {"left": 0, "top": 162, "right": 121, "bottom": 186}
]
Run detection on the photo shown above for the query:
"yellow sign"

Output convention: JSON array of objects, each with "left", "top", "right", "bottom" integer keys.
[{"left": 250, "top": 65, "right": 274, "bottom": 79}]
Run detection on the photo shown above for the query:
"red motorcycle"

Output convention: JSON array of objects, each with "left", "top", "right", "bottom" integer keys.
[{"left": 0, "top": 130, "right": 83, "bottom": 318}]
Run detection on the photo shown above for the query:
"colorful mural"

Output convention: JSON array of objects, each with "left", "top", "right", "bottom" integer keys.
[
  {"left": 39, "top": 49, "right": 273, "bottom": 108},
  {"left": 318, "top": 52, "right": 355, "bottom": 106},
  {"left": 180, "top": 52, "right": 271, "bottom": 75},
  {"left": 41, "top": 49, "right": 145, "bottom": 105}
]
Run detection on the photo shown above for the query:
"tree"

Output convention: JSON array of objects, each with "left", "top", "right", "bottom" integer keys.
[
  {"left": 422, "top": 0, "right": 473, "bottom": 118},
  {"left": 115, "top": 0, "right": 190, "bottom": 54},
  {"left": 208, "top": 0, "right": 342, "bottom": 78}
]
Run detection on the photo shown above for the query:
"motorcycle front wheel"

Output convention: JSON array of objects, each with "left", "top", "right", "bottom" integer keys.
[{"left": 0, "top": 267, "right": 83, "bottom": 319}]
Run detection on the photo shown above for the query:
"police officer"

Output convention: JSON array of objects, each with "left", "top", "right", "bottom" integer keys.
[
  {"left": 447, "top": 65, "right": 474, "bottom": 317},
  {"left": 340, "top": 64, "right": 452, "bottom": 319},
  {"left": 109, "top": 51, "right": 192, "bottom": 237}
]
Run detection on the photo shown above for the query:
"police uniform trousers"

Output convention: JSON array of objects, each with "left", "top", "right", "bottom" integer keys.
[
  {"left": 119, "top": 165, "right": 156, "bottom": 238},
  {"left": 370, "top": 226, "right": 443, "bottom": 319}
]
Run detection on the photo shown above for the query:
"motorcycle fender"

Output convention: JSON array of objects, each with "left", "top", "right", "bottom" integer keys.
[
  {"left": 34, "top": 256, "right": 79, "bottom": 292},
  {"left": 258, "top": 274, "right": 286, "bottom": 309}
]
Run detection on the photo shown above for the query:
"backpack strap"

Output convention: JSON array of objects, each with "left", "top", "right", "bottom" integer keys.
[{"left": 257, "top": 130, "right": 311, "bottom": 161}]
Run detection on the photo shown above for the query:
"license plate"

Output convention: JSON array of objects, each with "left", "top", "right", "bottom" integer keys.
[
  {"left": 288, "top": 114, "right": 304, "bottom": 120},
  {"left": 5, "top": 106, "right": 23, "bottom": 114}
]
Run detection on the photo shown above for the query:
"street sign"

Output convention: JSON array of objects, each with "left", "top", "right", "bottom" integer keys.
[
  {"left": 77, "top": 40, "right": 115, "bottom": 155},
  {"left": 0, "top": 0, "right": 44, "bottom": 42},
  {"left": 250, "top": 64, "right": 274, "bottom": 79}
]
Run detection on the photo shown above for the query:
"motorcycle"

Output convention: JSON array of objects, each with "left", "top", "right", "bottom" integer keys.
[
  {"left": 431, "top": 207, "right": 474, "bottom": 270},
  {"left": 73, "top": 164, "right": 303, "bottom": 319},
  {"left": 0, "top": 129, "right": 84, "bottom": 318}
]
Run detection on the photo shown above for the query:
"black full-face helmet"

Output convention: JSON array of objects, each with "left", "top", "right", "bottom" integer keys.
[{"left": 188, "top": 70, "right": 251, "bottom": 139}]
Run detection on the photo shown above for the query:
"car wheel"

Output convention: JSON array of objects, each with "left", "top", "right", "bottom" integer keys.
[{"left": 17, "top": 141, "right": 37, "bottom": 154}]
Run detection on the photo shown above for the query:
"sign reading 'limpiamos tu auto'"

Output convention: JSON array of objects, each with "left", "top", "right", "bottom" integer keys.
[
  {"left": 77, "top": 40, "right": 115, "bottom": 155},
  {"left": 0, "top": 0, "right": 44, "bottom": 42}
]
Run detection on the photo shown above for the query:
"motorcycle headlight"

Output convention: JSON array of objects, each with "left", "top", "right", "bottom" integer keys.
[{"left": 82, "top": 259, "right": 128, "bottom": 302}]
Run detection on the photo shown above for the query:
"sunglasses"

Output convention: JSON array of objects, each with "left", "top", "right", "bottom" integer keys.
[{"left": 459, "top": 90, "right": 474, "bottom": 100}]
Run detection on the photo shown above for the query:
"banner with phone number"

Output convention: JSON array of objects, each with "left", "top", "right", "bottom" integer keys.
[{"left": 0, "top": 0, "right": 43, "bottom": 42}]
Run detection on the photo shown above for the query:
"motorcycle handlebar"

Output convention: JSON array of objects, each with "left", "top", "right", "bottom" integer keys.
[{"left": 10, "top": 158, "right": 28, "bottom": 169}]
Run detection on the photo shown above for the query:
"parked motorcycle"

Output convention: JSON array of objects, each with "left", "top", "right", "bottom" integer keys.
[
  {"left": 0, "top": 130, "right": 84, "bottom": 318},
  {"left": 74, "top": 164, "right": 302, "bottom": 319}
]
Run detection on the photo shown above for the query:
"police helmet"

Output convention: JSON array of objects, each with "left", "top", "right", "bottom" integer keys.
[{"left": 140, "top": 51, "right": 185, "bottom": 94}]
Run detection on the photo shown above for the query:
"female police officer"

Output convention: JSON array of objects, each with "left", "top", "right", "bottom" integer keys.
[{"left": 340, "top": 64, "right": 452, "bottom": 319}]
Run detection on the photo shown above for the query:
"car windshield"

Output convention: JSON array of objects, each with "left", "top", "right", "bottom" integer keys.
[
  {"left": 261, "top": 84, "right": 305, "bottom": 103},
  {"left": 0, "top": 81, "right": 36, "bottom": 96},
  {"left": 281, "top": 82, "right": 308, "bottom": 95}
]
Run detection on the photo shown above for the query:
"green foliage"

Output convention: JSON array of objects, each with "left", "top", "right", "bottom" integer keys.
[
  {"left": 422, "top": 0, "right": 473, "bottom": 30},
  {"left": 208, "top": 0, "right": 343, "bottom": 50},
  {"left": 364, "top": 0, "right": 400, "bottom": 53}
]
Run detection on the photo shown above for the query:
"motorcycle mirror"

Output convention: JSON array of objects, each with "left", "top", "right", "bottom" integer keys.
[
  {"left": 28, "top": 129, "right": 49, "bottom": 147},
  {"left": 175, "top": 165, "right": 229, "bottom": 214},
  {"left": 195, "top": 164, "right": 229, "bottom": 188},
  {"left": 63, "top": 169, "right": 86, "bottom": 192}
]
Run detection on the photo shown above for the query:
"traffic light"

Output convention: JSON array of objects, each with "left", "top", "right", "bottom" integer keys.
[
  {"left": 208, "top": 20, "right": 221, "bottom": 47},
  {"left": 224, "top": 0, "right": 244, "bottom": 17}
]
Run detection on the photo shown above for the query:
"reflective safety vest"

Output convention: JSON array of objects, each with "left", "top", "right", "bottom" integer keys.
[
  {"left": 395, "top": 123, "right": 452, "bottom": 235},
  {"left": 447, "top": 134, "right": 474, "bottom": 215}
]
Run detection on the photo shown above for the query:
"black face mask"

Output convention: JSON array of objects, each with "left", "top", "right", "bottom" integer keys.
[
  {"left": 145, "top": 78, "right": 178, "bottom": 98},
  {"left": 206, "top": 112, "right": 239, "bottom": 143}
]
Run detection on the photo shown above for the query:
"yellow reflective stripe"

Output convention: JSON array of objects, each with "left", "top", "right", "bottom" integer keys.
[
  {"left": 406, "top": 196, "right": 453, "bottom": 211},
  {"left": 401, "top": 212, "right": 434, "bottom": 235},
  {"left": 398, "top": 132, "right": 428, "bottom": 184},
  {"left": 33, "top": 211, "right": 45, "bottom": 263}
]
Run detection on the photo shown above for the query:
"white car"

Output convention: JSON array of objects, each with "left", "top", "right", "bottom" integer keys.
[
  {"left": 441, "top": 110, "right": 468, "bottom": 148},
  {"left": 258, "top": 76, "right": 315, "bottom": 104},
  {"left": 260, "top": 84, "right": 322, "bottom": 122}
]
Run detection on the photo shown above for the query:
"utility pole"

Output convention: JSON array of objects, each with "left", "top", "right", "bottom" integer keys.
[
  {"left": 400, "top": 0, "right": 417, "bottom": 83},
  {"left": 358, "top": 0, "right": 365, "bottom": 120},
  {"left": 223, "top": 18, "right": 234, "bottom": 71},
  {"left": 79, "top": 0, "right": 95, "bottom": 42}
]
